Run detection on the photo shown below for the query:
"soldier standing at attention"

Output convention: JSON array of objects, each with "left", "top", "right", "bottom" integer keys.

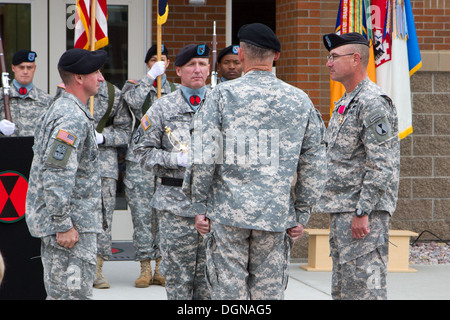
[
  {"left": 316, "top": 32, "right": 400, "bottom": 300},
  {"left": 55, "top": 75, "right": 132, "bottom": 290},
  {"left": 0, "top": 50, "right": 52, "bottom": 137},
  {"left": 185, "top": 23, "right": 327, "bottom": 300},
  {"left": 26, "top": 49, "right": 107, "bottom": 300},
  {"left": 122, "top": 44, "right": 177, "bottom": 288},
  {"left": 216, "top": 44, "right": 242, "bottom": 84},
  {"left": 133, "top": 44, "right": 211, "bottom": 300}
]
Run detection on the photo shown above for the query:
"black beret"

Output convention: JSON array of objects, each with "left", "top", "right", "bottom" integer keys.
[
  {"left": 237, "top": 23, "right": 281, "bottom": 52},
  {"left": 175, "top": 44, "right": 210, "bottom": 67},
  {"left": 145, "top": 44, "right": 169, "bottom": 63},
  {"left": 12, "top": 50, "right": 37, "bottom": 65},
  {"left": 323, "top": 32, "right": 370, "bottom": 51},
  {"left": 58, "top": 49, "right": 107, "bottom": 74},
  {"left": 217, "top": 45, "right": 239, "bottom": 63}
]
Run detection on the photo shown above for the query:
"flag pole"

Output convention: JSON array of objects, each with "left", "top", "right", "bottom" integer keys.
[
  {"left": 156, "top": 1, "right": 162, "bottom": 99},
  {"left": 89, "top": 0, "right": 97, "bottom": 115}
]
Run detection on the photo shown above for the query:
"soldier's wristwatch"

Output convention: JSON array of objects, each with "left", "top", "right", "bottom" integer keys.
[{"left": 355, "top": 209, "right": 368, "bottom": 217}]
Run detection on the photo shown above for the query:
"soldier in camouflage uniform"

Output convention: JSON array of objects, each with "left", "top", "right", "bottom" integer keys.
[
  {"left": 122, "top": 44, "right": 177, "bottom": 288},
  {"left": 56, "top": 79, "right": 132, "bottom": 289},
  {"left": 184, "top": 23, "right": 327, "bottom": 300},
  {"left": 316, "top": 32, "right": 400, "bottom": 300},
  {"left": 133, "top": 43, "right": 211, "bottom": 300},
  {"left": 25, "top": 49, "right": 107, "bottom": 299},
  {"left": 0, "top": 50, "right": 52, "bottom": 137}
]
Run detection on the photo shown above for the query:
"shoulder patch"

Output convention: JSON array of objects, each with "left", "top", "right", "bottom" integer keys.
[
  {"left": 47, "top": 140, "right": 74, "bottom": 168},
  {"left": 141, "top": 115, "right": 151, "bottom": 131},
  {"left": 364, "top": 109, "right": 392, "bottom": 143},
  {"left": 56, "top": 129, "right": 77, "bottom": 146}
]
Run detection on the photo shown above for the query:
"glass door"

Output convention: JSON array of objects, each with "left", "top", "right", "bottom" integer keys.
[
  {"left": 0, "top": 0, "right": 48, "bottom": 92},
  {"left": 49, "top": 0, "right": 151, "bottom": 94}
]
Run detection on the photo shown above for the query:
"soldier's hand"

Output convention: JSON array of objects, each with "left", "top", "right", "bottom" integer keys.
[
  {"left": 351, "top": 215, "right": 370, "bottom": 239},
  {"left": 148, "top": 61, "right": 166, "bottom": 80},
  {"left": 56, "top": 227, "right": 79, "bottom": 249},
  {"left": 195, "top": 214, "right": 210, "bottom": 235},
  {"left": 0, "top": 119, "right": 15, "bottom": 136},
  {"left": 287, "top": 223, "right": 304, "bottom": 242}
]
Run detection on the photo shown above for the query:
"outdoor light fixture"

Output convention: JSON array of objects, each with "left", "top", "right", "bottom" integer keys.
[{"left": 189, "top": 0, "right": 206, "bottom": 5}]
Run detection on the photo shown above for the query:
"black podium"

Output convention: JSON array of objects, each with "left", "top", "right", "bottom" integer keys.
[{"left": 0, "top": 136, "right": 46, "bottom": 300}]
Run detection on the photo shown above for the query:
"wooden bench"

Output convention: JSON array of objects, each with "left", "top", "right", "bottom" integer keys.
[{"left": 300, "top": 229, "right": 419, "bottom": 272}]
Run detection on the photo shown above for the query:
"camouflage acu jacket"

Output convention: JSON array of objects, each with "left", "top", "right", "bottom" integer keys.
[
  {"left": 26, "top": 92, "right": 102, "bottom": 238},
  {"left": 133, "top": 88, "right": 207, "bottom": 217},
  {"left": 185, "top": 70, "right": 327, "bottom": 232},
  {"left": 0, "top": 84, "right": 52, "bottom": 136},
  {"left": 315, "top": 78, "right": 400, "bottom": 215}
]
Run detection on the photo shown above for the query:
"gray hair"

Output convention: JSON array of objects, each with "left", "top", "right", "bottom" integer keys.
[{"left": 240, "top": 41, "right": 275, "bottom": 64}]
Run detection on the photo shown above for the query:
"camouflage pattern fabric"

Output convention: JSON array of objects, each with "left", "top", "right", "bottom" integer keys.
[
  {"left": 40, "top": 233, "right": 97, "bottom": 300},
  {"left": 329, "top": 211, "right": 389, "bottom": 300},
  {"left": 185, "top": 70, "right": 327, "bottom": 300},
  {"left": 158, "top": 210, "right": 209, "bottom": 300},
  {"left": 315, "top": 78, "right": 400, "bottom": 300},
  {"left": 0, "top": 84, "right": 52, "bottom": 136},
  {"left": 122, "top": 76, "right": 177, "bottom": 260},
  {"left": 25, "top": 91, "right": 102, "bottom": 299},
  {"left": 133, "top": 86, "right": 210, "bottom": 300},
  {"left": 315, "top": 78, "right": 400, "bottom": 215},
  {"left": 204, "top": 221, "right": 292, "bottom": 300},
  {"left": 186, "top": 70, "right": 327, "bottom": 231}
]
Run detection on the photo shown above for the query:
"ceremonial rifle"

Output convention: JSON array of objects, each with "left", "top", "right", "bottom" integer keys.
[
  {"left": 0, "top": 35, "right": 11, "bottom": 121},
  {"left": 210, "top": 21, "right": 218, "bottom": 88}
]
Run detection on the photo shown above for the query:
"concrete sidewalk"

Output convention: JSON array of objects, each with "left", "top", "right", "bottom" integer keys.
[{"left": 92, "top": 259, "right": 450, "bottom": 300}]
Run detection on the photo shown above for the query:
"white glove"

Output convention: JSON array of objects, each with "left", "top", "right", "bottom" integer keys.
[
  {"left": 0, "top": 119, "right": 15, "bottom": 136},
  {"left": 147, "top": 61, "right": 166, "bottom": 80},
  {"left": 95, "top": 131, "right": 104, "bottom": 145},
  {"left": 177, "top": 151, "right": 188, "bottom": 167}
]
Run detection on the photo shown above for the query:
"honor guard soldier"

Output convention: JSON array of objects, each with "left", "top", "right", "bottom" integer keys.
[
  {"left": 316, "top": 32, "right": 400, "bottom": 300},
  {"left": 133, "top": 44, "right": 211, "bottom": 300},
  {"left": 26, "top": 49, "right": 107, "bottom": 300},
  {"left": 184, "top": 23, "right": 327, "bottom": 300},
  {"left": 122, "top": 44, "right": 177, "bottom": 288},
  {"left": 216, "top": 44, "right": 243, "bottom": 84},
  {"left": 0, "top": 50, "right": 52, "bottom": 137}
]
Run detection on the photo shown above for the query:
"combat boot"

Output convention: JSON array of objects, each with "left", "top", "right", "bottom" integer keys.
[
  {"left": 93, "top": 255, "right": 110, "bottom": 289},
  {"left": 135, "top": 259, "right": 152, "bottom": 288},
  {"left": 152, "top": 257, "right": 165, "bottom": 286}
]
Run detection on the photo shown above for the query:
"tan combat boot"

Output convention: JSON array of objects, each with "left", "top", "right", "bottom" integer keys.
[
  {"left": 135, "top": 259, "right": 152, "bottom": 288},
  {"left": 93, "top": 255, "right": 110, "bottom": 289},
  {"left": 152, "top": 257, "right": 165, "bottom": 286}
]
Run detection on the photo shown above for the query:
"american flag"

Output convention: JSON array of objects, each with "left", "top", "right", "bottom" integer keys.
[
  {"left": 74, "top": 0, "right": 108, "bottom": 50},
  {"left": 57, "top": 129, "right": 77, "bottom": 146}
]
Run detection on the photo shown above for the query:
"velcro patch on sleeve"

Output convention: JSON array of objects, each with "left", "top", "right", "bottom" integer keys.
[
  {"left": 56, "top": 129, "right": 77, "bottom": 146},
  {"left": 141, "top": 115, "right": 151, "bottom": 131}
]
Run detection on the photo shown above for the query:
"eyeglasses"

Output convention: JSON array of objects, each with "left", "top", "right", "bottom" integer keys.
[{"left": 326, "top": 52, "right": 355, "bottom": 62}]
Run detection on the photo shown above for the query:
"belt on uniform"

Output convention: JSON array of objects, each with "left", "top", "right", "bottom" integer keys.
[{"left": 161, "top": 177, "right": 183, "bottom": 187}]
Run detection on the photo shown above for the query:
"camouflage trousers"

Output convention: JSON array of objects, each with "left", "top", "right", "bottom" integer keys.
[
  {"left": 97, "top": 177, "right": 117, "bottom": 259},
  {"left": 159, "top": 210, "right": 209, "bottom": 300},
  {"left": 204, "top": 221, "right": 292, "bottom": 300},
  {"left": 329, "top": 211, "right": 390, "bottom": 300},
  {"left": 124, "top": 160, "right": 160, "bottom": 261},
  {"left": 40, "top": 233, "right": 97, "bottom": 300}
]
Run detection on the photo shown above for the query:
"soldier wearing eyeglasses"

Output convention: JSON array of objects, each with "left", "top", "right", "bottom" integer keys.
[{"left": 316, "top": 32, "right": 400, "bottom": 300}]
